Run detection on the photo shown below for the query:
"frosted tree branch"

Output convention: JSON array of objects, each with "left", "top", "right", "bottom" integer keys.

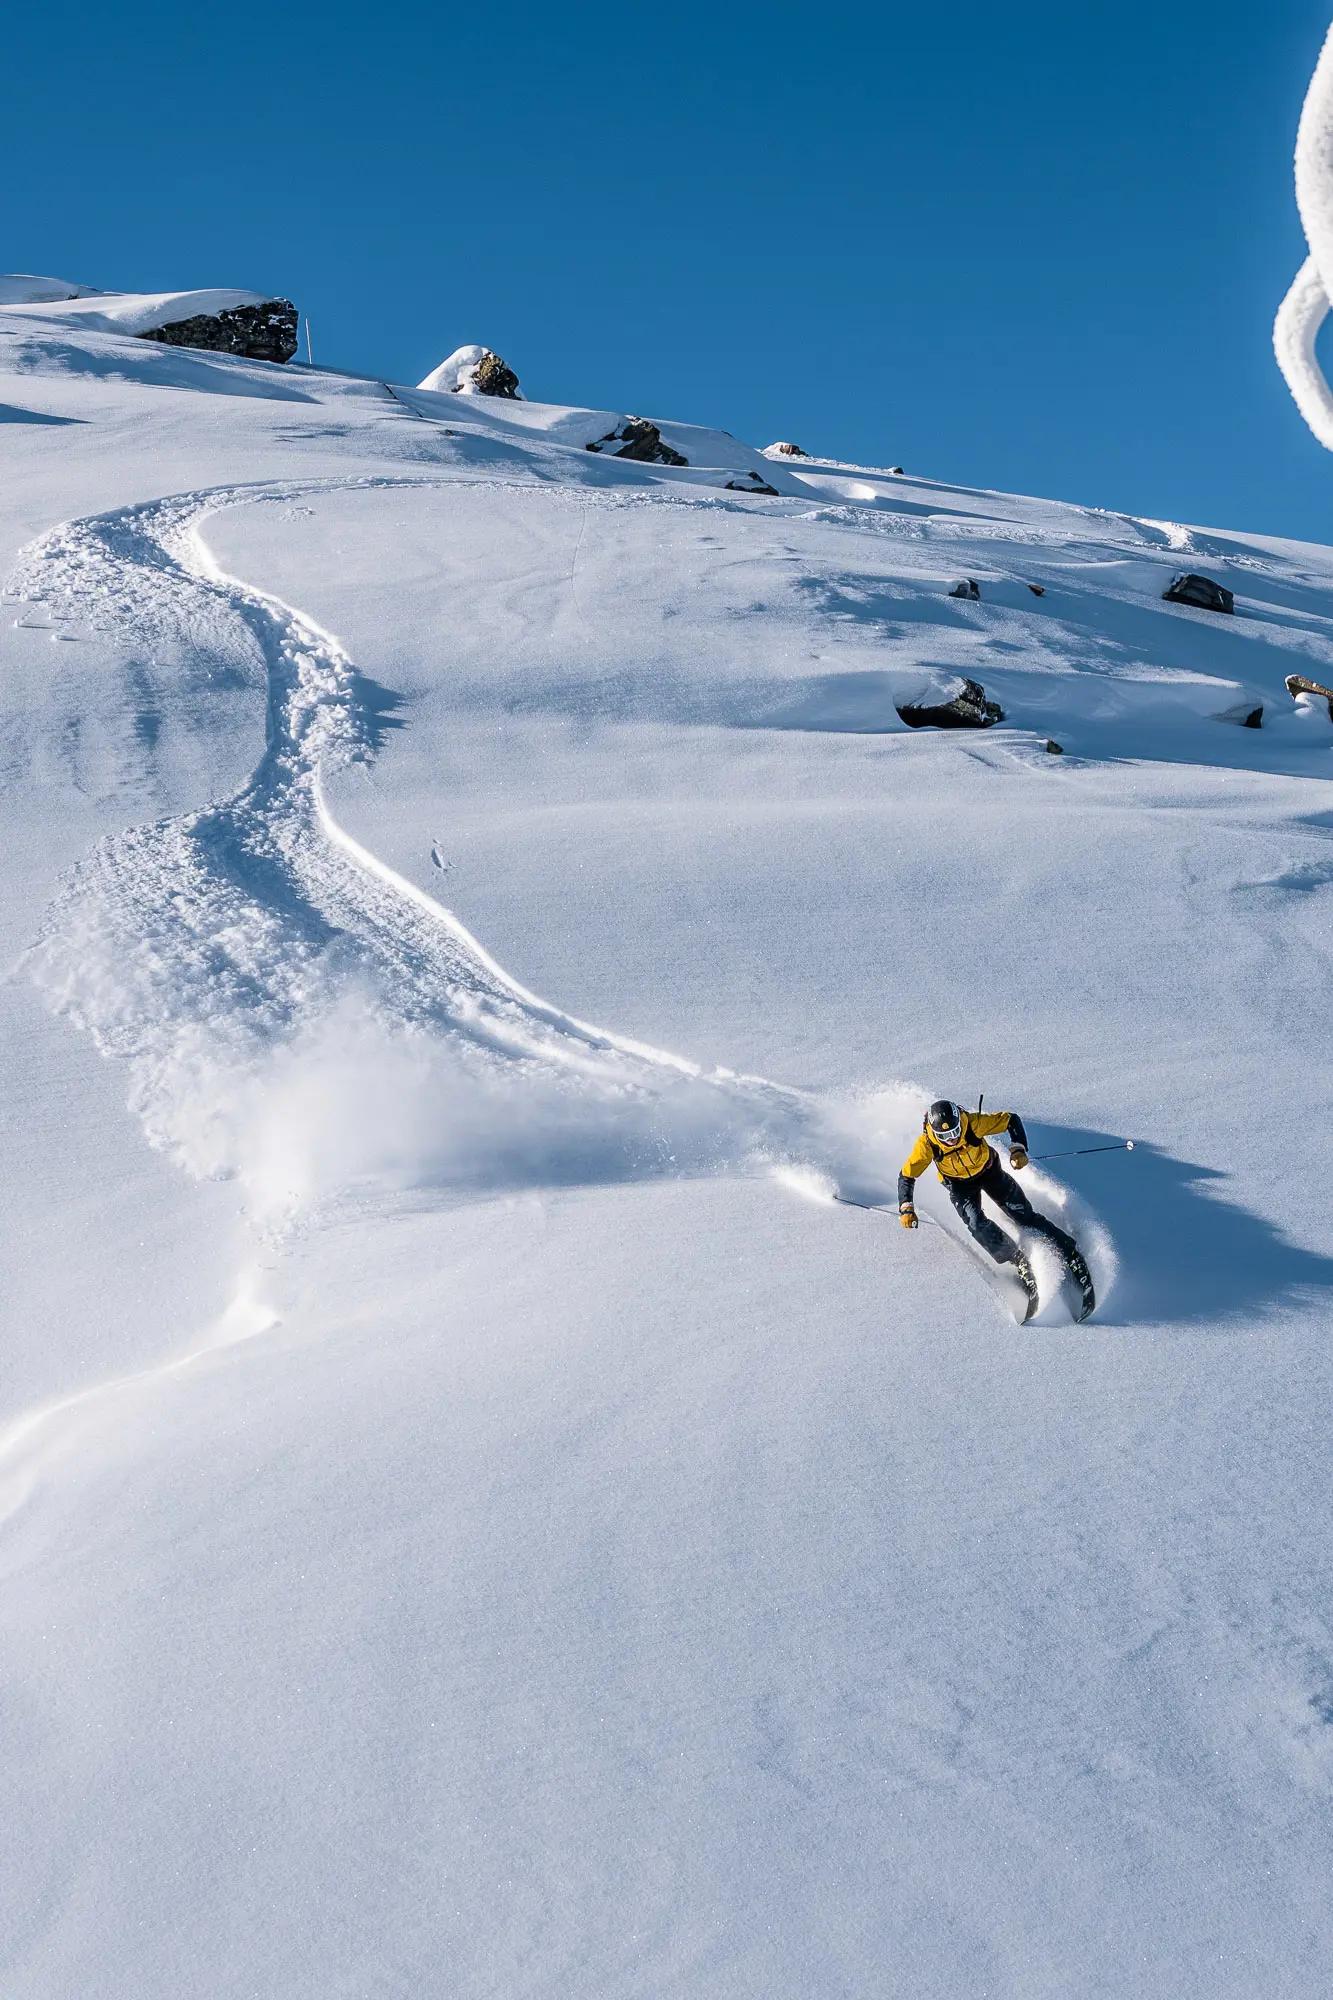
[{"left": 1276, "top": 23, "right": 1333, "bottom": 445}]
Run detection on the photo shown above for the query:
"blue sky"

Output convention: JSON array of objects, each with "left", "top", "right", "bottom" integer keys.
[{"left": 7, "top": 0, "right": 1333, "bottom": 538}]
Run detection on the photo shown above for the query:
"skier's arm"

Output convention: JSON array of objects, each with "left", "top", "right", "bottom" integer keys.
[
  {"left": 974, "top": 1110, "right": 1030, "bottom": 1164},
  {"left": 897, "top": 1133, "right": 934, "bottom": 1211},
  {"left": 973, "top": 1110, "right": 1023, "bottom": 1141}
]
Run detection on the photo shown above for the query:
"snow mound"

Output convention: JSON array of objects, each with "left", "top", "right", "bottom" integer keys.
[{"left": 416, "top": 344, "right": 522, "bottom": 397}]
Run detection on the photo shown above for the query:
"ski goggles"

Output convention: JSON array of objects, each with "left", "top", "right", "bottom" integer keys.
[{"left": 930, "top": 1114, "right": 964, "bottom": 1147}]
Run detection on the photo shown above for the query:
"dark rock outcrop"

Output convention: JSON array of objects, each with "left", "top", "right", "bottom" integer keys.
[
  {"left": 1044, "top": 739, "right": 1064, "bottom": 754},
  {"left": 769, "top": 441, "right": 807, "bottom": 457},
  {"left": 138, "top": 299, "right": 299, "bottom": 364},
  {"left": 897, "top": 675, "right": 1004, "bottom": 730},
  {"left": 1163, "top": 572, "right": 1234, "bottom": 614},
  {"left": 469, "top": 350, "right": 520, "bottom": 397},
  {"left": 586, "top": 418, "right": 688, "bottom": 466},
  {"left": 949, "top": 578, "right": 982, "bottom": 601},
  {"left": 725, "top": 470, "right": 779, "bottom": 496},
  {"left": 416, "top": 345, "right": 522, "bottom": 397},
  {"left": 1028, "top": 583, "right": 1046, "bottom": 597},
  {"left": 1214, "top": 699, "right": 1264, "bottom": 728}
]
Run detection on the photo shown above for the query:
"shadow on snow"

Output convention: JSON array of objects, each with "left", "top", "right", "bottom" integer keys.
[
  {"left": 0, "top": 403, "right": 85, "bottom": 426},
  {"left": 1029, "top": 1122, "right": 1333, "bottom": 1330}
]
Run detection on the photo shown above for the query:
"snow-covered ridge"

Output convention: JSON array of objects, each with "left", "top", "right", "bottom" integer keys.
[
  {"left": 0, "top": 274, "right": 109, "bottom": 306},
  {"left": 0, "top": 278, "right": 289, "bottom": 337}
]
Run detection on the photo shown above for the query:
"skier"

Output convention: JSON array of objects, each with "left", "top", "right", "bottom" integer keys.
[{"left": 898, "top": 1100, "right": 1088, "bottom": 1312}]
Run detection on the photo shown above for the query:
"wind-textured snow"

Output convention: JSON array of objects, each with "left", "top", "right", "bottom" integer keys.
[{"left": 3, "top": 279, "right": 1333, "bottom": 1999}]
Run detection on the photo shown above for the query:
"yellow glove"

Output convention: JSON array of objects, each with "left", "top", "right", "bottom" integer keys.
[
  {"left": 1010, "top": 1146, "right": 1029, "bottom": 1171},
  {"left": 899, "top": 1207, "right": 918, "bottom": 1229}
]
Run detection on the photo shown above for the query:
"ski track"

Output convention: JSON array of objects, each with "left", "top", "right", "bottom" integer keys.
[
  {"left": 7, "top": 479, "right": 827, "bottom": 1205},
  {"left": 6, "top": 476, "right": 1113, "bottom": 1385}
]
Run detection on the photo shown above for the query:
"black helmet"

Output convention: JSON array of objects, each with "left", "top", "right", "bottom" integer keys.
[{"left": 927, "top": 1099, "right": 965, "bottom": 1147}]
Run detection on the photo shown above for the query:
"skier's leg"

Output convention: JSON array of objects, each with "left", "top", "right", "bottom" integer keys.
[
  {"left": 948, "top": 1176, "right": 1018, "bottom": 1265},
  {"left": 983, "top": 1159, "right": 1079, "bottom": 1258}
]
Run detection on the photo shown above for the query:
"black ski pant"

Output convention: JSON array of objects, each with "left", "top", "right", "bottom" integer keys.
[{"left": 947, "top": 1156, "right": 1078, "bottom": 1267}]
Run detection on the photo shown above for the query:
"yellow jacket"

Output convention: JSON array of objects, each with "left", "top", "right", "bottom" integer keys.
[{"left": 899, "top": 1111, "right": 1020, "bottom": 1190}]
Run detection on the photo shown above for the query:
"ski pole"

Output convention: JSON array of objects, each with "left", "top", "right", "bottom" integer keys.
[
  {"left": 834, "top": 1194, "right": 950, "bottom": 1241},
  {"left": 1029, "top": 1141, "right": 1135, "bottom": 1162}
]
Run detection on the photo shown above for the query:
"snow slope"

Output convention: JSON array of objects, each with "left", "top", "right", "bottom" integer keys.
[{"left": 3, "top": 284, "right": 1333, "bottom": 1998}]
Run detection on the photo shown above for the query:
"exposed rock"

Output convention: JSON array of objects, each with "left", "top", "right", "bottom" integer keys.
[
  {"left": 1286, "top": 672, "right": 1333, "bottom": 719},
  {"left": 417, "top": 345, "right": 522, "bottom": 397},
  {"left": 1044, "top": 739, "right": 1064, "bottom": 754},
  {"left": 1163, "top": 571, "right": 1234, "bottom": 614},
  {"left": 897, "top": 675, "right": 1004, "bottom": 730},
  {"left": 470, "top": 350, "right": 520, "bottom": 397},
  {"left": 768, "top": 441, "right": 807, "bottom": 457},
  {"left": 725, "top": 470, "right": 779, "bottom": 496},
  {"left": 949, "top": 578, "right": 982, "bottom": 601},
  {"left": 138, "top": 299, "right": 298, "bottom": 364},
  {"left": 1028, "top": 583, "right": 1046, "bottom": 597},
  {"left": 888, "top": 465, "right": 905, "bottom": 475},
  {"left": 586, "top": 417, "right": 688, "bottom": 466},
  {"left": 1214, "top": 699, "right": 1264, "bottom": 728}
]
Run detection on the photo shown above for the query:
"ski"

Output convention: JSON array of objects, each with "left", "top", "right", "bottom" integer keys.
[
  {"left": 830, "top": 1194, "right": 1094, "bottom": 1324},
  {"left": 1018, "top": 1235, "right": 1096, "bottom": 1323},
  {"left": 949, "top": 1230, "right": 1039, "bottom": 1324},
  {"left": 833, "top": 1194, "right": 1039, "bottom": 1325}
]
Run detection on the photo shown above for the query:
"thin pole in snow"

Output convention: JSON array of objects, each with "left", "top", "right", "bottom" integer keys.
[{"left": 304, "top": 316, "right": 313, "bottom": 365}]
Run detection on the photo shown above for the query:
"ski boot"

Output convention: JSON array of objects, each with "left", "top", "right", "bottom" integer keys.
[
  {"left": 1013, "top": 1251, "right": 1039, "bottom": 1323},
  {"left": 1061, "top": 1245, "right": 1096, "bottom": 1323}
]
